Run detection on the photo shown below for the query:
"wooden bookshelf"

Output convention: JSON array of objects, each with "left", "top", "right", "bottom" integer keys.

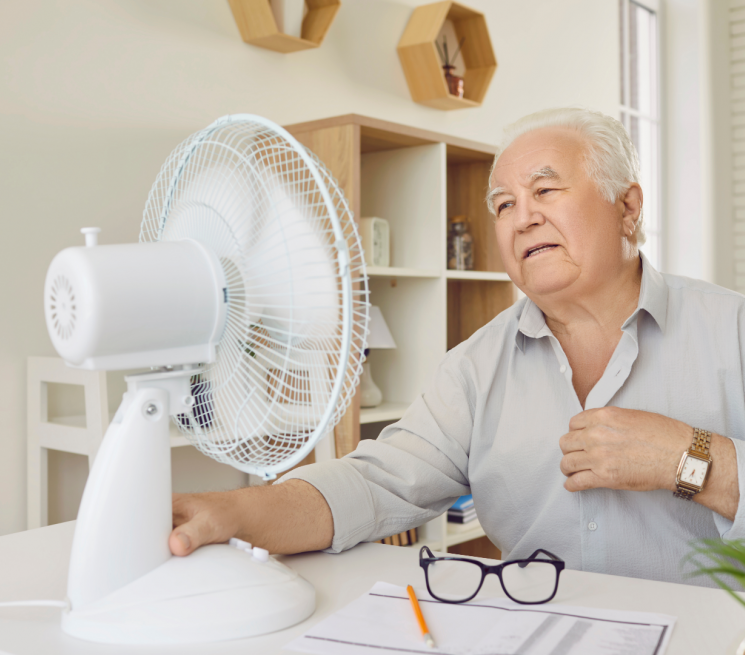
[{"left": 284, "top": 114, "right": 515, "bottom": 551}]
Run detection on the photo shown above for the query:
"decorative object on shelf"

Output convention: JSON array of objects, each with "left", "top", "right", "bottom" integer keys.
[
  {"left": 397, "top": 1, "right": 497, "bottom": 110},
  {"left": 447, "top": 494, "right": 477, "bottom": 524},
  {"left": 360, "top": 306, "right": 397, "bottom": 408},
  {"left": 228, "top": 0, "right": 341, "bottom": 54},
  {"left": 448, "top": 215, "right": 474, "bottom": 270},
  {"left": 436, "top": 35, "right": 465, "bottom": 98},
  {"left": 360, "top": 217, "right": 391, "bottom": 267}
]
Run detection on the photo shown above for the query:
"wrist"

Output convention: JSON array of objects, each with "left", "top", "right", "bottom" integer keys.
[{"left": 663, "top": 422, "right": 694, "bottom": 492}]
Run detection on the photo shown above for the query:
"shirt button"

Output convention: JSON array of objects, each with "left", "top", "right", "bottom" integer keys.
[
  {"left": 559, "top": 365, "right": 567, "bottom": 374},
  {"left": 588, "top": 521, "right": 598, "bottom": 531}
]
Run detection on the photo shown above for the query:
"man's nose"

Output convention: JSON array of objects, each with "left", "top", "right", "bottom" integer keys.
[{"left": 513, "top": 197, "right": 546, "bottom": 232}]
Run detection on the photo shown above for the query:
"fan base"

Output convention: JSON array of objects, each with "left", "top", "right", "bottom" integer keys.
[{"left": 61, "top": 544, "right": 315, "bottom": 644}]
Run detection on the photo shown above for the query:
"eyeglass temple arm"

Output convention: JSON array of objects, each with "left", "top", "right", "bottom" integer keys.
[{"left": 518, "top": 548, "right": 562, "bottom": 568}]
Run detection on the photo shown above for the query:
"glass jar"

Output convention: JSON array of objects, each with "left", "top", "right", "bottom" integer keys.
[{"left": 447, "top": 216, "right": 474, "bottom": 271}]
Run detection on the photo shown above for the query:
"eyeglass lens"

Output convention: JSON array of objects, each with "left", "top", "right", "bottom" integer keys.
[
  {"left": 425, "top": 558, "right": 483, "bottom": 602},
  {"left": 500, "top": 561, "right": 558, "bottom": 603}
]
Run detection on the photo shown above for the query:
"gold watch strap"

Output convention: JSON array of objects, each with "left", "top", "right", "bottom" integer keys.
[
  {"left": 673, "top": 428, "right": 712, "bottom": 501},
  {"left": 690, "top": 427, "right": 712, "bottom": 457}
]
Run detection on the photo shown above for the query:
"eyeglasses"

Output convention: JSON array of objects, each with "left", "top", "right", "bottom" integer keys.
[{"left": 419, "top": 545, "right": 565, "bottom": 605}]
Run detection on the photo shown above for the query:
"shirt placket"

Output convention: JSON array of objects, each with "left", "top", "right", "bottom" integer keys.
[{"left": 542, "top": 318, "right": 641, "bottom": 574}]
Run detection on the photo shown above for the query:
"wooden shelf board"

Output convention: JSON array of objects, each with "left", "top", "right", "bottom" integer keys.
[
  {"left": 47, "top": 414, "right": 192, "bottom": 448},
  {"left": 360, "top": 402, "right": 409, "bottom": 424},
  {"left": 284, "top": 114, "right": 497, "bottom": 160},
  {"left": 419, "top": 95, "right": 482, "bottom": 111},
  {"left": 367, "top": 266, "right": 440, "bottom": 279},
  {"left": 445, "top": 270, "right": 511, "bottom": 281}
]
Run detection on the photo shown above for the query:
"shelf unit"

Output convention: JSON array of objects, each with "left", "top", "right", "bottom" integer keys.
[
  {"left": 285, "top": 114, "right": 514, "bottom": 552},
  {"left": 397, "top": 1, "right": 497, "bottom": 110},
  {"left": 228, "top": 0, "right": 340, "bottom": 53}
]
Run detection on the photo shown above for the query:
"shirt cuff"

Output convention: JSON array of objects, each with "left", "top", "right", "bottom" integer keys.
[
  {"left": 712, "top": 437, "right": 745, "bottom": 540},
  {"left": 276, "top": 460, "right": 377, "bottom": 553}
]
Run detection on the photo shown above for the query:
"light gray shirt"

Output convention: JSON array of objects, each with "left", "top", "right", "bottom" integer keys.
[{"left": 280, "top": 254, "right": 745, "bottom": 586}]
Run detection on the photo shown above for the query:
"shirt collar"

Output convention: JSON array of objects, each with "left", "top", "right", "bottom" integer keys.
[
  {"left": 515, "top": 252, "right": 668, "bottom": 351},
  {"left": 629, "top": 251, "right": 668, "bottom": 333}
]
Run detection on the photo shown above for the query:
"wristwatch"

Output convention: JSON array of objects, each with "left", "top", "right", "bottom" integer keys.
[{"left": 674, "top": 428, "right": 713, "bottom": 500}]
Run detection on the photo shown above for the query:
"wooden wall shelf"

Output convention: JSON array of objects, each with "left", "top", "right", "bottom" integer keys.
[
  {"left": 397, "top": 1, "right": 497, "bottom": 110},
  {"left": 229, "top": 0, "right": 340, "bottom": 53}
]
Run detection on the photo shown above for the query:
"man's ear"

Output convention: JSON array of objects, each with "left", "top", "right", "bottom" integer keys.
[{"left": 620, "top": 183, "right": 643, "bottom": 239}]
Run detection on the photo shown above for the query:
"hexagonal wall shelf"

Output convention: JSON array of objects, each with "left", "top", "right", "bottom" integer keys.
[
  {"left": 229, "top": 0, "right": 341, "bottom": 53},
  {"left": 397, "top": 1, "right": 497, "bottom": 110}
]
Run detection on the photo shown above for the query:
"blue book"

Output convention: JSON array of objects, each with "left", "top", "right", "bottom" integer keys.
[{"left": 450, "top": 495, "right": 474, "bottom": 511}]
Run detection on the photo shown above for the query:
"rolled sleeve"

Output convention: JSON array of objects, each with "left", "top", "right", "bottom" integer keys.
[
  {"left": 277, "top": 459, "right": 377, "bottom": 553},
  {"left": 713, "top": 437, "right": 745, "bottom": 540},
  {"left": 276, "top": 347, "right": 475, "bottom": 552}
]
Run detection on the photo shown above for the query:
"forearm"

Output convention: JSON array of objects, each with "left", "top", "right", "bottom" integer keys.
[{"left": 232, "top": 480, "right": 334, "bottom": 554}]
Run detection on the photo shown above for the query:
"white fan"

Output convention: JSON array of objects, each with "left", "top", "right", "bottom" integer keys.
[{"left": 43, "top": 115, "right": 369, "bottom": 644}]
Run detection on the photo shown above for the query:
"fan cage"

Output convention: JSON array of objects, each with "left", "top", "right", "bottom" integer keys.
[{"left": 140, "top": 115, "right": 369, "bottom": 477}]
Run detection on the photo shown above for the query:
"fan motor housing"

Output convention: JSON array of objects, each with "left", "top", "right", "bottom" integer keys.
[{"left": 44, "top": 239, "right": 227, "bottom": 370}]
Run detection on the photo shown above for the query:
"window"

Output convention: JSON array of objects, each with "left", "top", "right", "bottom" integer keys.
[{"left": 619, "top": 0, "right": 662, "bottom": 269}]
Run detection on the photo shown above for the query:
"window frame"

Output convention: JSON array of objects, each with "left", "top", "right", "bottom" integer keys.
[{"left": 619, "top": 0, "right": 664, "bottom": 270}]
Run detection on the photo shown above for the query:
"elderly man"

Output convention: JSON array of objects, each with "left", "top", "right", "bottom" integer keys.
[{"left": 169, "top": 108, "right": 745, "bottom": 586}]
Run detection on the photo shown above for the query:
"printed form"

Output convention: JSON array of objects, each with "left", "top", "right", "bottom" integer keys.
[{"left": 287, "top": 582, "right": 675, "bottom": 655}]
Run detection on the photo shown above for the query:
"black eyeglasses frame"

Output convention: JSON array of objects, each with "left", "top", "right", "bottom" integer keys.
[{"left": 418, "top": 545, "right": 565, "bottom": 605}]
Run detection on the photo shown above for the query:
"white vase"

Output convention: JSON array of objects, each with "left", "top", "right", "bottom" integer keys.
[
  {"left": 270, "top": 0, "right": 306, "bottom": 38},
  {"left": 360, "top": 360, "right": 383, "bottom": 408}
]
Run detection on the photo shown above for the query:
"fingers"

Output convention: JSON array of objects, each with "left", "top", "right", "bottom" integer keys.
[
  {"left": 564, "top": 470, "right": 603, "bottom": 492},
  {"left": 169, "top": 491, "right": 240, "bottom": 557},
  {"left": 568, "top": 407, "right": 605, "bottom": 431},
  {"left": 170, "top": 510, "right": 216, "bottom": 556},
  {"left": 560, "top": 451, "right": 590, "bottom": 477},
  {"left": 559, "top": 429, "right": 585, "bottom": 455}
]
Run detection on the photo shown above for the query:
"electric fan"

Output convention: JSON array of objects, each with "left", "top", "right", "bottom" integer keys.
[{"left": 43, "top": 115, "right": 369, "bottom": 644}]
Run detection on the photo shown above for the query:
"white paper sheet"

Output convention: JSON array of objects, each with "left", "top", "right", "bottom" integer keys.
[{"left": 286, "top": 582, "right": 675, "bottom": 655}]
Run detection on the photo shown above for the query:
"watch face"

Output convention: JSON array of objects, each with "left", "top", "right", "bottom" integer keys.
[{"left": 680, "top": 456, "right": 709, "bottom": 487}]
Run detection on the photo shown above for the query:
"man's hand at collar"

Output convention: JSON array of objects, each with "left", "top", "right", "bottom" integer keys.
[{"left": 559, "top": 407, "right": 740, "bottom": 521}]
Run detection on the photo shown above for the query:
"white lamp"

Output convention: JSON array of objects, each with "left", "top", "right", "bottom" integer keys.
[{"left": 360, "top": 306, "right": 396, "bottom": 408}]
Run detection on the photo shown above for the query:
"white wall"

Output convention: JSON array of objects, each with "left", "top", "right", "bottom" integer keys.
[
  {"left": 0, "top": 0, "right": 619, "bottom": 536},
  {"left": 662, "top": 0, "right": 733, "bottom": 287}
]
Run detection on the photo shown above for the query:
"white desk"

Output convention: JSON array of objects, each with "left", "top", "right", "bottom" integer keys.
[{"left": 0, "top": 521, "right": 742, "bottom": 654}]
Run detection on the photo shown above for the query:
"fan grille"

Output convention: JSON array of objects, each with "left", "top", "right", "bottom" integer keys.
[
  {"left": 48, "top": 275, "right": 77, "bottom": 341},
  {"left": 140, "top": 116, "right": 369, "bottom": 475}
]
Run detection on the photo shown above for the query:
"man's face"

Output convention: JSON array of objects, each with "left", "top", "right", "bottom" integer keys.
[{"left": 489, "top": 127, "right": 634, "bottom": 301}]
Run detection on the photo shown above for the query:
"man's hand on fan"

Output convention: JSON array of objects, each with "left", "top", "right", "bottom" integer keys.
[{"left": 169, "top": 479, "right": 334, "bottom": 556}]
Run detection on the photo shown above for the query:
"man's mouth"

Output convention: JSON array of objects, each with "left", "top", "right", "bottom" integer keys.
[{"left": 524, "top": 244, "right": 558, "bottom": 259}]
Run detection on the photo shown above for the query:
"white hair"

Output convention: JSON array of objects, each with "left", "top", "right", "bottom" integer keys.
[{"left": 487, "top": 107, "right": 645, "bottom": 245}]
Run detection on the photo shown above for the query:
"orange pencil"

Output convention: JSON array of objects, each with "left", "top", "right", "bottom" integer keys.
[{"left": 406, "top": 585, "right": 436, "bottom": 649}]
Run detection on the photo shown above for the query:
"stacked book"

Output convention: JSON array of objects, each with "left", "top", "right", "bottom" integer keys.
[
  {"left": 378, "top": 528, "right": 418, "bottom": 547},
  {"left": 447, "top": 495, "right": 477, "bottom": 524}
]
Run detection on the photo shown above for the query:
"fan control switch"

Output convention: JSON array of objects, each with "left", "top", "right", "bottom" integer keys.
[
  {"left": 229, "top": 537, "right": 252, "bottom": 551},
  {"left": 252, "top": 547, "right": 269, "bottom": 562}
]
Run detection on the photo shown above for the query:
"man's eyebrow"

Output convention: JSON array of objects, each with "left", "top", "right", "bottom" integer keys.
[
  {"left": 528, "top": 166, "right": 561, "bottom": 182},
  {"left": 485, "top": 185, "right": 506, "bottom": 215}
]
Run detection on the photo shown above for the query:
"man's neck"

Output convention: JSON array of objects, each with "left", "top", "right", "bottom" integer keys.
[{"left": 535, "top": 255, "right": 643, "bottom": 340}]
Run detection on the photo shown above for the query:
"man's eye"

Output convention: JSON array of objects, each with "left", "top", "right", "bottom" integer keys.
[
  {"left": 537, "top": 188, "right": 554, "bottom": 196},
  {"left": 498, "top": 201, "right": 514, "bottom": 215}
]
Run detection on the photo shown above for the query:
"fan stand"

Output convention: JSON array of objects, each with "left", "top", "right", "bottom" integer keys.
[{"left": 61, "top": 367, "right": 315, "bottom": 644}]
